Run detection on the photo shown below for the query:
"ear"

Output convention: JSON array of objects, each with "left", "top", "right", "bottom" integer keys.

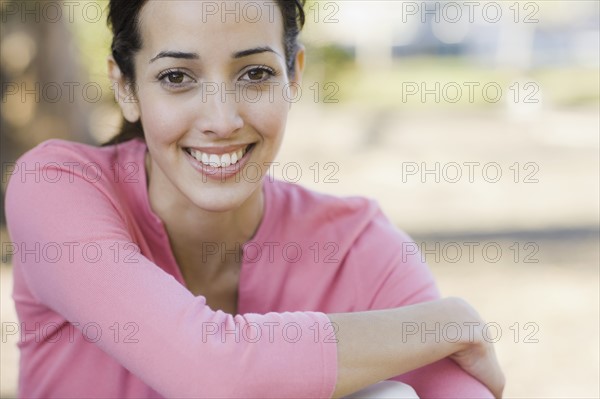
[
  {"left": 291, "top": 44, "right": 305, "bottom": 86},
  {"left": 107, "top": 56, "right": 141, "bottom": 123},
  {"left": 288, "top": 45, "right": 305, "bottom": 108}
]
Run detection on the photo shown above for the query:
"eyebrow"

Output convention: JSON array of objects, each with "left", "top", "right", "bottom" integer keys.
[
  {"left": 149, "top": 46, "right": 282, "bottom": 63},
  {"left": 149, "top": 51, "right": 199, "bottom": 63},
  {"left": 233, "top": 46, "right": 282, "bottom": 59}
]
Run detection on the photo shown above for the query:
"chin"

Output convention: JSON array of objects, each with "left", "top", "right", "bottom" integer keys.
[{"left": 187, "top": 184, "right": 258, "bottom": 213}]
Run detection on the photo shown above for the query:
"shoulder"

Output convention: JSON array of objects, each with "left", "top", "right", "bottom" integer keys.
[
  {"left": 9, "top": 138, "right": 145, "bottom": 171},
  {"left": 5, "top": 139, "right": 146, "bottom": 223},
  {"left": 6, "top": 138, "right": 145, "bottom": 189},
  {"left": 264, "top": 178, "right": 411, "bottom": 254},
  {"left": 263, "top": 180, "right": 438, "bottom": 309},
  {"left": 266, "top": 178, "right": 381, "bottom": 234}
]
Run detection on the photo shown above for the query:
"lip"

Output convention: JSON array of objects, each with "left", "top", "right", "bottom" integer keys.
[
  {"left": 183, "top": 144, "right": 255, "bottom": 181},
  {"left": 184, "top": 144, "right": 250, "bottom": 155}
]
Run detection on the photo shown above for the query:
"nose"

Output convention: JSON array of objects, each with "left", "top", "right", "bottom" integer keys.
[{"left": 194, "top": 82, "right": 244, "bottom": 138}]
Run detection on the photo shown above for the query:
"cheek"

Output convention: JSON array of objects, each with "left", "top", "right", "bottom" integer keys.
[
  {"left": 242, "top": 91, "right": 290, "bottom": 141},
  {"left": 138, "top": 95, "right": 193, "bottom": 146}
]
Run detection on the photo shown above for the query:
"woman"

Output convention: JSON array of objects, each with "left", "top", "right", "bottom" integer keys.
[{"left": 6, "top": 1, "right": 504, "bottom": 397}]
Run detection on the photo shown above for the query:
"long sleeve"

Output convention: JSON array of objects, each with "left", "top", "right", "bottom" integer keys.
[
  {"left": 344, "top": 206, "right": 494, "bottom": 398},
  {"left": 5, "top": 143, "right": 337, "bottom": 398}
]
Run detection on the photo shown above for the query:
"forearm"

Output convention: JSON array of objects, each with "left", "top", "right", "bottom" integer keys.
[{"left": 329, "top": 297, "right": 470, "bottom": 398}]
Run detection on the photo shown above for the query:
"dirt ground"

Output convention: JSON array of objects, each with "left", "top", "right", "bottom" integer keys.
[{"left": 1, "top": 104, "right": 598, "bottom": 397}]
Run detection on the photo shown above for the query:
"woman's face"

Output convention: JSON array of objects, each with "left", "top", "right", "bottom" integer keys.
[{"left": 115, "top": 0, "right": 303, "bottom": 212}]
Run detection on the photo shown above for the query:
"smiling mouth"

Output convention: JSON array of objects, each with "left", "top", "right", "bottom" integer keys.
[{"left": 184, "top": 144, "right": 254, "bottom": 168}]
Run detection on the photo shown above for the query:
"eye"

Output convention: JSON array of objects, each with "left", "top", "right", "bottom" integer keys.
[
  {"left": 157, "top": 69, "right": 195, "bottom": 89},
  {"left": 240, "top": 66, "right": 276, "bottom": 83},
  {"left": 248, "top": 69, "right": 265, "bottom": 81},
  {"left": 165, "top": 72, "right": 185, "bottom": 84}
]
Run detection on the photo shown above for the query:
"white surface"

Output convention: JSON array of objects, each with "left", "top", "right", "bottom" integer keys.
[{"left": 344, "top": 381, "right": 419, "bottom": 399}]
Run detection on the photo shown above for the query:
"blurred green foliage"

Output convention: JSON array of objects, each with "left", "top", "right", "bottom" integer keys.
[
  {"left": 303, "top": 42, "right": 354, "bottom": 82},
  {"left": 329, "top": 58, "right": 600, "bottom": 108}
]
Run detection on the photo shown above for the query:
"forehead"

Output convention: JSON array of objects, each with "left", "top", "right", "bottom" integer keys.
[{"left": 137, "top": 1, "right": 285, "bottom": 53}]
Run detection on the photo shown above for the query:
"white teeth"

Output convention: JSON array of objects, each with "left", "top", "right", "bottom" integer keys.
[
  {"left": 194, "top": 151, "right": 202, "bottom": 162},
  {"left": 188, "top": 147, "right": 247, "bottom": 168},
  {"left": 221, "top": 153, "right": 231, "bottom": 167},
  {"left": 209, "top": 154, "right": 220, "bottom": 167}
]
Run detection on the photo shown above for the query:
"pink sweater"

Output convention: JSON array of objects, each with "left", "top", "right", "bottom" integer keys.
[{"left": 6, "top": 139, "right": 492, "bottom": 398}]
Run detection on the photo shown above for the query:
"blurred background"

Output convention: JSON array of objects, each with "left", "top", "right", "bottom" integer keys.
[{"left": 1, "top": 0, "right": 598, "bottom": 397}]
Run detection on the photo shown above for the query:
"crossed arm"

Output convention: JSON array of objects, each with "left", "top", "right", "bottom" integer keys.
[
  {"left": 6, "top": 145, "right": 504, "bottom": 397},
  {"left": 330, "top": 299, "right": 504, "bottom": 398}
]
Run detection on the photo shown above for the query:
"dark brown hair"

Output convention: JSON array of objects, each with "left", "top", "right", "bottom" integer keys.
[{"left": 104, "top": 0, "right": 306, "bottom": 146}]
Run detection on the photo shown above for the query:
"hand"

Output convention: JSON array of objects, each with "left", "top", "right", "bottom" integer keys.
[{"left": 449, "top": 299, "right": 505, "bottom": 398}]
